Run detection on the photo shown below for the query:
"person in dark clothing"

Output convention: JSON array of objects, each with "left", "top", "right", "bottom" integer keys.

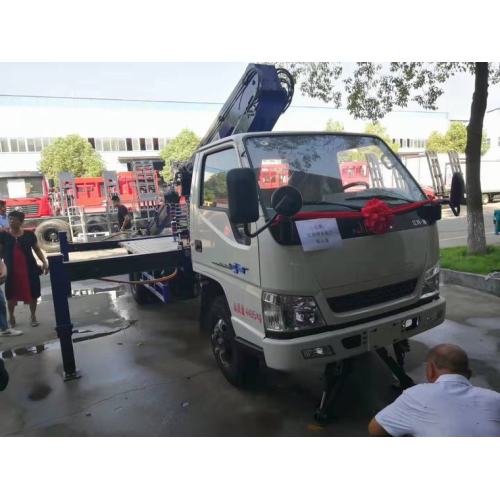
[
  {"left": 0, "top": 211, "right": 48, "bottom": 328},
  {"left": 111, "top": 194, "right": 132, "bottom": 231}
]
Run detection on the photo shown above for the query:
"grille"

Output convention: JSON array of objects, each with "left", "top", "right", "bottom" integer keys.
[
  {"left": 7, "top": 204, "right": 39, "bottom": 215},
  {"left": 328, "top": 279, "right": 418, "bottom": 313}
]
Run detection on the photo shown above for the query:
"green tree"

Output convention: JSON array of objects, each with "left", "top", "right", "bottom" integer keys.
[
  {"left": 160, "top": 128, "right": 200, "bottom": 182},
  {"left": 426, "top": 130, "right": 448, "bottom": 153},
  {"left": 426, "top": 122, "right": 490, "bottom": 155},
  {"left": 39, "top": 134, "right": 104, "bottom": 181},
  {"left": 364, "top": 121, "right": 399, "bottom": 153},
  {"left": 325, "top": 119, "right": 344, "bottom": 132},
  {"left": 283, "top": 62, "right": 500, "bottom": 254}
]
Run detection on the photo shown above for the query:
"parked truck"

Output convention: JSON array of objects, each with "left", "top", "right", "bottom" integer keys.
[
  {"left": 125, "top": 64, "right": 462, "bottom": 420},
  {"left": 0, "top": 166, "right": 161, "bottom": 251}
]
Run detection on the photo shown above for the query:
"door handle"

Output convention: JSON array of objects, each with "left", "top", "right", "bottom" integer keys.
[{"left": 194, "top": 240, "right": 202, "bottom": 252}]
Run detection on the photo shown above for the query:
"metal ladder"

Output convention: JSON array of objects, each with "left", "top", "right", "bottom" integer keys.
[
  {"left": 365, "top": 153, "right": 385, "bottom": 188},
  {"left": 425, "top": 152, "right": 446, "bottom": 197},
  {"left": 132, "top": 160, "right": 161, "bottom": 223},
  {"left": 58, "top": 172, "right": 88, "bottom": 242}
]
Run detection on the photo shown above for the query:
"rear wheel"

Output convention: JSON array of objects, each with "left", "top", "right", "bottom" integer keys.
[
  {"left": 208, "top": 295, "right": 259, "bottom": 387},
  {"left": 35, "top": 219, "right": 70, "bottom": 253}
]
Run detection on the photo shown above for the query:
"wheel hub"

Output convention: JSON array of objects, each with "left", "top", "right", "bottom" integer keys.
[{"left": 212, "top": 318, "right": 233, "bottom": 368}]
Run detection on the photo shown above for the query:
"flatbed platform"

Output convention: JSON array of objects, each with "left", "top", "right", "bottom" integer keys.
[{"left": 119, "top": 236, "right": 180, "bottom": 255}]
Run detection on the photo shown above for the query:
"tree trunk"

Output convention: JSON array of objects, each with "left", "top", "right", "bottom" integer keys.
[{"left": 465, "top": 62, "right": 488, "bottom": 254}]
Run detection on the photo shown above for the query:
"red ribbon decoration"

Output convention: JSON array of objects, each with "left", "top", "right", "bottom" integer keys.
[{"left": 274, "top": 198, "right": 436, "bottom": 235}]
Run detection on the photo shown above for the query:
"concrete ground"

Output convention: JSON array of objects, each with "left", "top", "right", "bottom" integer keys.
[
  {"left": 1, "top": 278, "right": 499, "bottom": 436},
  {"left": 439, "top": 201, "right": 500, "bottom": 247}
]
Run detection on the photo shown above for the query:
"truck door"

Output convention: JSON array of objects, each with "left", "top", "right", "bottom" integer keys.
[{"left": 190, "top": 144, "right": 260, "bottom": 288}]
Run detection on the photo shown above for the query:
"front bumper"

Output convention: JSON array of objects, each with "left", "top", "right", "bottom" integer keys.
[{"left": 261, "top": 297, "right": 445, "bottom": 371}]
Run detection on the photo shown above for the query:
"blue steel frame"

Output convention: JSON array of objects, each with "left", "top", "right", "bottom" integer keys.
[{"left": 50, "top": 231, "right": 187, "bottom": 380}]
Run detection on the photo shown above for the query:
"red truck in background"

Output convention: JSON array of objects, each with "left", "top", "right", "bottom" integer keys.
[
  {"left": 0, "top": 170, "right": 161, "bottom": 252},
  {"left": 256, "top": 160, "right": 436, "bottom": 199}
]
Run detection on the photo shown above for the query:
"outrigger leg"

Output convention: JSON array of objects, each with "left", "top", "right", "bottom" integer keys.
[
  {"left": 376, "top": 340, "right": 415, "bottom": 390},
  {"left": 314, "top": 360, "right": 351, "bottom": 424}
]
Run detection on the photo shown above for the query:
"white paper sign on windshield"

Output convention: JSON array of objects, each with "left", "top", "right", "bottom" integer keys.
[{"left": 296, "top": 218, "right": 342, "bottom": 252}]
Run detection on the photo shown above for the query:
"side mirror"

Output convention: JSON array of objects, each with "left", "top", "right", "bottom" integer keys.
[
  {"left": 271, "top": 185, "right": 303, "bottom": 217},
  {"left": 449, "top": 172, "right": 465, "bottom": 216},
  {"left": 227, "top": 168, "right": 259, "bottom": 224}
]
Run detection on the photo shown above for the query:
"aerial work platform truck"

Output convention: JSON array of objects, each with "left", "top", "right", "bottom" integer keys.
[{"left": 54, "top": 64, "right": 464, "bottom": 421}]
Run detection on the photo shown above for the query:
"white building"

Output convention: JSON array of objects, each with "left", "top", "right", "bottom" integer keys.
[
  {"left": 0, "top": 94, "right": 482, "bottom": 175},
  {"left": 484, "top": 108, "right": 500, "bottom": 159}
]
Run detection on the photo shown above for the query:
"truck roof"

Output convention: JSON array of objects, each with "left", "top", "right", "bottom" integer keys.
[
  {"left": 0, "top": 171, "right": 43, "bottom": 178},
  {"left": 195, "top": 131, "right": 382, "bottom": 153}
]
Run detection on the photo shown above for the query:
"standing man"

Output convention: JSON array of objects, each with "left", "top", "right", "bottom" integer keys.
[
  {"left": 368, "top": 343, "right": 500, "bottom": 437},
  {"left": 0, "top": 200, "right": 22, "bottom": 336},
  {"left": 111, "top": 194, "right": 132, "bottom": 232}
]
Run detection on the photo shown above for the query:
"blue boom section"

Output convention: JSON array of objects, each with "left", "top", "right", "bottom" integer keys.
[{"left": 198, "top": 63, "right": 294, "bottom": 148}]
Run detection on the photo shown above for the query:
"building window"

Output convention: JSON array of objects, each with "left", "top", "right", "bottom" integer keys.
[
  {"left": 42, "top": 137, "right": 51, "bottom": 148},
  {"left": 139, "top": 138, "right": 146, "bottom": 151},
  {"left": 111, "top": 138, "right": 120, "bottom": 152},
  {"left": 27, "top": 138, "right": 35, "bottom": 152},
  {"left": 144, "top": 138, "right": 153, "bottom": 150},
  {"left": 95, "top": 138, "right": 103, "bottom": 151},
  {"left": 497, "top": 137, "right": 500, "bottom": 147},
  {"left": 35, "top": 138, "right": 43, "bottom": 151},
  {"left": 103, "top": 138, "right": 111, "bottom": 152},
  {"left": 88, "top": 138, "right": 96, "bottom": 149},
  {"left": 0, "top": 138, "right": 9, "bottom": 152},
  {"left": 9, "top": 139, "right": 18, "bottom": 152},
  {"left": 153, "top": 138, "right": 159, "bottom": 150},
  {"left": 158, "top": 138, "right": 167, "bottom": 150},
  {"left": 119, "top": 138, "right": 127, "bottom": 151},
  {"left": 126, "top": 138, "right": 133, "bottom": 151}
]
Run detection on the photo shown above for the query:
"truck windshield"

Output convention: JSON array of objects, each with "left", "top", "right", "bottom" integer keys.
[
  {"left": 0, "top": 176, "right": 45, "bottom": 198},
  {"left": 244, "top": 134, "right": 425, "bottom": 214}
]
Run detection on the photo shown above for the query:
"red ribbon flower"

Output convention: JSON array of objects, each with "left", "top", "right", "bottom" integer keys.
[{"left": 361, "top": 199, "right": 394, "bottom": 235}]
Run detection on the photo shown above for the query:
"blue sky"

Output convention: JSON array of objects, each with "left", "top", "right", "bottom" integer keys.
[{"left": 1, "top": 62, "right": 500, "bottom": 119}]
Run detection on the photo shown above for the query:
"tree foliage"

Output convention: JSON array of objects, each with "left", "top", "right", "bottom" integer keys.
[
  {"left": 325, "top": 119, "right": 344, "bottom": 132},
  {"left": 39, "top": 134, "right": 104, "bottom": 181},
  {"left": 426, "top": 122, "right": 490, "bottom": 155},
  {"left": 160, "top": 128, "right": 200, "bottom": 182},
  {"left": 283, "top": 63, "right": 500, "bottom": 121}
]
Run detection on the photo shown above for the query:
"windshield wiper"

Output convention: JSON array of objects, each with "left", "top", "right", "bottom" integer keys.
[
  {"left": 302, "top": 201, "right": 361, "bottom": 211},
  {"left": 344, "top": 194, "right": 413, "bottom": 203}
]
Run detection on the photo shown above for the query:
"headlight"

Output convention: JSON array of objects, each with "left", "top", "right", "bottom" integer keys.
[
  {"left": 262, "top": 292, "right": 325, "bottom": 334},
  {"left": 422, "top": 263, "right": 440, "bottom": 298}
]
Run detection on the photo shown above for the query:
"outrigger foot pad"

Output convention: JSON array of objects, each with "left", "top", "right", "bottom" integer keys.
[{"left": 314, "top": 360, "right": 352, "bottom": 424}]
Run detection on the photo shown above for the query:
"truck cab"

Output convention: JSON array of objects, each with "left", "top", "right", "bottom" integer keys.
[{"left": 190, "top": 131, "right": 445, "bottom": 382}]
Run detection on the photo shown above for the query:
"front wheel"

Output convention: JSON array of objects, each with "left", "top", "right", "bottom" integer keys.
[{"left": 208, "top": 296, "right": 258, "bottom": 387}]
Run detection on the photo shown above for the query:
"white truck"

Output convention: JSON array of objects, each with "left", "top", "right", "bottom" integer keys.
[{"left": 138, "top": 65, "right": 463, "bottom": 420}]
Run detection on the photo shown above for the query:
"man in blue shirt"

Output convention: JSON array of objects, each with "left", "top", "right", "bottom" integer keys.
[{"left": 369, "top": 343, "right": 500, "bottom": 437}]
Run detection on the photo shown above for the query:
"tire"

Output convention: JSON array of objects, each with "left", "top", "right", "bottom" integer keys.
[
  {"left": 129, "top": 271, "right": 157, "bottom": 305},
  {"left": 208, "top": 295, "right": 259, "bottom": 387},
  {"left": 482, "top": 193, "right": 490, "bottom": 205},
  {"left": 35, "top": 219, "right": 70, "bottom": 253}
]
